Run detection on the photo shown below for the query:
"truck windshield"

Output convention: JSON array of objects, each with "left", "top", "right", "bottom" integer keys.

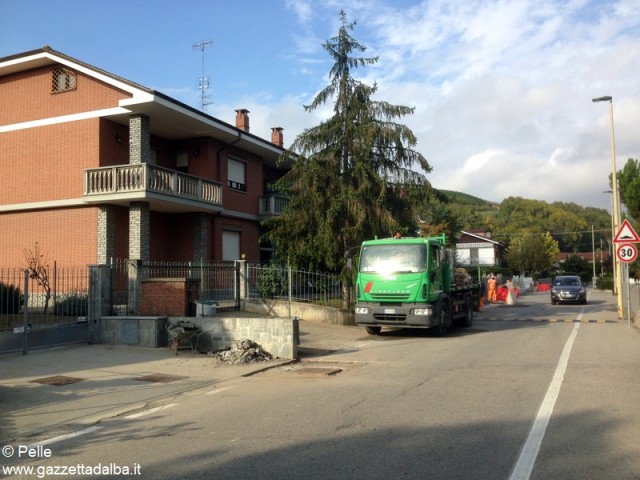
[{"left": 360, "top": 244, "right": 426, "bottom": 274}]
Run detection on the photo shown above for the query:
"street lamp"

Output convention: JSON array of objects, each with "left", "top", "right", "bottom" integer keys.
[
  {"left": 603, "top": 190, "right": 615, "bottom": 294},
  {"left": 593, "top": 96, "right": 623, "bottom": 319}
]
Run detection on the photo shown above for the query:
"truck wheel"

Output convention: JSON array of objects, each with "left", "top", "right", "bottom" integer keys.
[
  {"left": 435, "top": 303, "right": 450, "bottom": 336},
  {"left": 461, "top": 295, "right": 473, "bottom": 328},
  {"left": 365, "top": 326, "right": 382, "bottom": 335}
]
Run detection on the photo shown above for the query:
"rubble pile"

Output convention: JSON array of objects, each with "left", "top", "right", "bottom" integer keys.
[{"left": 208, "top": 339, "right": 273, "bottom": 364}]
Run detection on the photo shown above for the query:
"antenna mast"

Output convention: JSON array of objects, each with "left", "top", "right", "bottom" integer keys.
[{"left": 193, "top": 40, "right": 213, "bottom": 111}]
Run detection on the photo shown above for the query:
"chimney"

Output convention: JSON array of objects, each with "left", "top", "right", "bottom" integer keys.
[
  {"left": 235, "top": 109, "right": 250, "bottom": 132},
  {"left": 271, "top": 127, "right": 284, "bottom": 147}
]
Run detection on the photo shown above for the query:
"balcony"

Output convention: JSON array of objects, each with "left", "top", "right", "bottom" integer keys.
[
  {"left": 259, "top": 194, "right": 289, "bottom": 220},
  {"left": 83, "top": 164, "right": 223, "bottom": 212}
]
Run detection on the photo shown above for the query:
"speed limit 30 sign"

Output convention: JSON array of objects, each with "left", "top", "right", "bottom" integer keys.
[{"left": 617, "top": 243, "right": 638, "bottom": 263}]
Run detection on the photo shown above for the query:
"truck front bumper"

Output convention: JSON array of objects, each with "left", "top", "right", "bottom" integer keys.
[{"left": 355, "top": 303, "right": 438, "bottom": 328}]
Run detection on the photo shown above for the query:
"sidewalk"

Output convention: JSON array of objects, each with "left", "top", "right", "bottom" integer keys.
[{"left": 0, "top": 319, "right": 363, "bottom": 446}]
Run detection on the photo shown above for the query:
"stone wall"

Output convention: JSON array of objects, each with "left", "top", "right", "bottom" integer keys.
[{"left": 169, "top": 316, "right": 298, "bottom": 359}]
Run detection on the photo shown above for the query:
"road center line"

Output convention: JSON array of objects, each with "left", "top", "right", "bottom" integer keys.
[{"left": 509, "top": 319, "right": 581, "bottom": 480}]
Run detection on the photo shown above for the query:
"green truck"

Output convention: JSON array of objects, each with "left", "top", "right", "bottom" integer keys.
[{"left": 354, "top": 234, "right": 481, "bottom": 335}]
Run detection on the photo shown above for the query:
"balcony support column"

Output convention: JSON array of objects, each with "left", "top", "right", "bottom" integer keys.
[
  {"left": 97, "top": 205, "right": 116, "bottom": 264},
  {"left": 193, "top": 212, "right": 210, "bottom": 263},
  {"left": 128, "top": 201, "right": 150, "bottom": 314}
]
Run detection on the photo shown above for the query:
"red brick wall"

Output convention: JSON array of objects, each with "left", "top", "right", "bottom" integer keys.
[
  {"left": 0, "top": 207, "right": 98, "bottom": 266},
  {"left": 140, "top": 278, "right": 199, "bottom": 316},
  {"left": 0, "top": 66, "right": 131, "bottom": 125},
  {"left": 150, "top": 212, "right": 195, "bottom": 262}
]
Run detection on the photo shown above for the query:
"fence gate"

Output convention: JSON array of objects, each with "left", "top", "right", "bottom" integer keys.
[{"left": 0, "top": 266, "right": 90, "bottom": 354}]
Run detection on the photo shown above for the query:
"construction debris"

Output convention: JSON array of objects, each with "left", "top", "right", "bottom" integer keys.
[{"left": 208, "top": 339, "right": 273, "bottom": 364}]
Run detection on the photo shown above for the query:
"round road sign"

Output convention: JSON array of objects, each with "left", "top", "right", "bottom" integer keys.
[{"left": 617, "top": 243, "right": 638, "bottom": 263}]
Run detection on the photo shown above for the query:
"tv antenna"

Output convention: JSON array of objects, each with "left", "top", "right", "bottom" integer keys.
[{"left": 193, "top": 40, "right": 213, "bottom": 111}]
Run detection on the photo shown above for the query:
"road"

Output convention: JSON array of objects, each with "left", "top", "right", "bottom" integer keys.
[{"left": 4, "top": 290, "right": 640, "bottom": 479}]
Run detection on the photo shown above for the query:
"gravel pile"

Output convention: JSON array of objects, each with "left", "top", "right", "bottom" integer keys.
[{"left": 208, "top": 339, "right": 273, "bottom": 364}]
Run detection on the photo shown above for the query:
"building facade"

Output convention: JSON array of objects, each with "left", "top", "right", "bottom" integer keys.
[
  {"left": 455, "top": 230, "right": 503, "bottom": 267},
  {"left": 0, "top": 47, "right": 289, "bottom": 269}
]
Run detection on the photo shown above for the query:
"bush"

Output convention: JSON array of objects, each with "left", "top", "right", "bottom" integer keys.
[
  {"left": 596, "top": 276, "right": 613, "bottom": 292},
  {"left": 257, "top": 265, "right": 287, "bottom": 299},
  {"left": 53, "top": 292, "right": 88, "bottom": 316},
  {"left": 0, "top": 283, "right": 22, "bottom": 314}
]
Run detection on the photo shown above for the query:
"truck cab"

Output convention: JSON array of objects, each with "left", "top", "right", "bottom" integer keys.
[{"left": 354, "top": 235, "right": 476, "bottom": 335}]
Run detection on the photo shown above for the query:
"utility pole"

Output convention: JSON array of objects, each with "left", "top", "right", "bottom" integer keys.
[{"left": 193, "top": 40, "right": 213, "bottom": 111}]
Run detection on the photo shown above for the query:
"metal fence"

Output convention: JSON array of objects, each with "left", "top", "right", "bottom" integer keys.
[
  {"left": 141, "top": 260, "right": 240, "bottom": 307},
  {"left": 245, "top": 264, "right": 346, "bottom": 307},
  {"left": 1, "top": 261, "right": 348, "bottom": 325},
  {"left": 0, "top": 265, "right": 89, "bottom": 331}
]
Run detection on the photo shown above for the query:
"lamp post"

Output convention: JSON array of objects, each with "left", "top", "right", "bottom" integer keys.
[
  {"left": 593, "top": 96, "right": 623, "bottom": 319},
  {"left": 603, "top": 190, "right": 615, "bottom": 294}
]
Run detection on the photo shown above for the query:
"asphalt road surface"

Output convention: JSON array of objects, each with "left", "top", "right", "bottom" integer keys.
[{"left": 4, "top": 290, "right": 640, "bottom": 479}]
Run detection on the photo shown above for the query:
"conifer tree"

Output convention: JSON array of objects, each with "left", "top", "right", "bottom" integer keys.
[{"left": 265, "top": 11, "right": 432, "bottom": 305}]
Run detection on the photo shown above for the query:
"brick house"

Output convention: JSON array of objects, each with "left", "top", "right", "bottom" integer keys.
[{"left": 0, "top": 46, "right": 290, "bottom": 271}]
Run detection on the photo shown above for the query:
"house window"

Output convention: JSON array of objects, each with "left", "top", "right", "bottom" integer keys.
[
  {"left": 51, "top": 67, "right": 77, "bottom": 94},
  {"left": 228, "top": 158, "right": 246, "bottom": 191},
  {"left": 222, "top": 230, "right": 241, "bottom": 261}
]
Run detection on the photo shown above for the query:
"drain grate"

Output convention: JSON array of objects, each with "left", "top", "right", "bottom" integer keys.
[
  {"left": 134, "top": 373, "right": 188, "bottom": 383},
  {"left": 30, "top": 375, "right": 85, "bottom": 386}
]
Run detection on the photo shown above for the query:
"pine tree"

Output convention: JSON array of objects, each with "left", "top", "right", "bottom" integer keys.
[{"left": 265, "top": 11, "right": 432, "bottom": 306}]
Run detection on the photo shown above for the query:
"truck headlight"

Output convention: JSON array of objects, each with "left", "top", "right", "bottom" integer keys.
[
  {"left": 413, "top": 308, "right": 432, "bottom": 315},
  {"left": 355, "top": 307, "right": 369, "bottom": 314}
]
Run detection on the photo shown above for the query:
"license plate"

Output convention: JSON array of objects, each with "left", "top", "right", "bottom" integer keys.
[{"left": 383, "top": 308, "right": 396, "bottom": 314}]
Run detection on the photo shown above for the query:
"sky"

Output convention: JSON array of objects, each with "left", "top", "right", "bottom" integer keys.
[{"left": 2, "top": 0, "right": 639, "bottom": 210}]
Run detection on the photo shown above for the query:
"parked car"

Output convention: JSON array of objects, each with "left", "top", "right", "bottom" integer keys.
[{"left": 550, "top": 275, "right": 587, "bottom": 305}]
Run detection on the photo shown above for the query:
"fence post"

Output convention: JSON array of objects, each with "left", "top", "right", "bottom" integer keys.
[
  {"left": 22, "top": 269, "right": 29, "bottom": 355},
  {"left": 236, "top": 260, "right": 247, "bottom": 302},
  {"left": 288, "top": 265, "right": 292, "bottom": 318},
  {"left": 127, "top": 259, "right": 141, "bottom": 315}
]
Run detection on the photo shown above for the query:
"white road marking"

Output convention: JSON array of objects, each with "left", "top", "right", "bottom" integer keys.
[
  {"left": 509, "top": 318, "right": 582, "bottom": 480},
  {"left": 205, "top": 386, "right": 232, "bottom": 395},
  {"left": 27, "top": 426, "right": 103, "bottom": 448},
  {"left": 124, "top": 403, "right": 178, "bottom": 419}
]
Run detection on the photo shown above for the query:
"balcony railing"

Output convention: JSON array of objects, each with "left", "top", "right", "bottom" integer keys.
[
  {"left": 259, "top": 194, "right": 289, "bottom": 219},
  {"left": 83, "top": 164, "right": 223, "bottom": 207}
]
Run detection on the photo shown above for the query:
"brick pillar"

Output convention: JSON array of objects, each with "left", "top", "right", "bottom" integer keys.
[
  {"left": 97, "top": 205, "right": 116, "bottom": 264},
  {"left": 193, "top": 213, "right": 210, "bottom": 263},
  {"left": 129, "top": 114, "right": 150, "bottom": 165},
  {"left": 128, "top": 201, "right": 150, "bottom": 314}
]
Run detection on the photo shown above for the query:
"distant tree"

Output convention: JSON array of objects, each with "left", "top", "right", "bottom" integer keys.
[
  {"left": 561, "top": 254, "right": 592, "bottom": 280},
  {"left": 265, "top": 10, "right": 432, "bottom": 306},
  {"left": 505, "top": 232, "right": 560, "bottom": 276}
]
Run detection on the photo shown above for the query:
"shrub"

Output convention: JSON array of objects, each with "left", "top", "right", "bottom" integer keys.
[
  {"left": 596, "top": 276, "right": 613, "bottom": 292},
  {"left": 257, "top": 265, "right": 287, "bottom": 299},
  {"left": 53, "top": 292, "right": 88, "bottom": 316},
  {"left": 0, "top": 283, "right": 22, "bottom": 314}
]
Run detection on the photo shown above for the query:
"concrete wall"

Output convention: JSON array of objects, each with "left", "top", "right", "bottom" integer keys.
[
  {"left": 100, "top": 316, "right": 167, "bottom": 348},
  {"left": 242, "top": 298, "right": 355, "bottom": 326},
  {"left": 169, "top": 316, "right": 298, "bottom": 359},
  {"left": 98, "top": 315, "right": 298, "bottom": 359}
]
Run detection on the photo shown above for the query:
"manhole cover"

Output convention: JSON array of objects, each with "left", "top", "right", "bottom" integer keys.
[
  {"left": 134, "top": 373, "right": 188, "bottom": 383},
  {"left": 30, "top": 375, "right": 85, "bottom": 386},
  {"left": 294, "top": 367, "right": 343, "bottom": 376}
]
